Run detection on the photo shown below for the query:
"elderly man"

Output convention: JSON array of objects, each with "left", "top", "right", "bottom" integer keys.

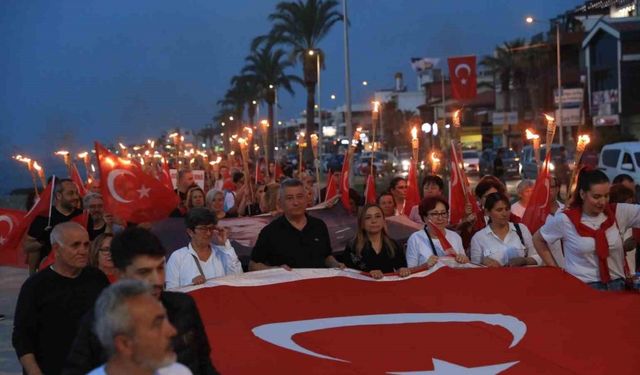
[
  {"left": 63, "top": 227, "right": 218, "bottom": 375},
  {"left": 83, "top": 192, "right": 113, "bottom": 239},
  {"left": 88, "top": 280, "right": 191, "bottom": 375},
  {"left": 24, "top": 178, "right": 86, "bottom": 273},
  {"left": 13, "top": 222, "right": 109, "bottom": 375},
  {"left": 249, "top": 178, "right": 344, "bottom": 271}
]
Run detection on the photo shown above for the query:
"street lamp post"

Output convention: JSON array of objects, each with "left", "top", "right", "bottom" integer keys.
[{"left": 526, "top": 16, "right": 563, "bottom": 145}]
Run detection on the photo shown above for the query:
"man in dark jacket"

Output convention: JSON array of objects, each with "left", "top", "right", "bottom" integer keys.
[{"left": 63, "top": 227, "right": 218, "bottom": 375}]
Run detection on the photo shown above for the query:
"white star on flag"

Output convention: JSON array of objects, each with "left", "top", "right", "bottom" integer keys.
[
  {"left": 137, "top": 185, "right": 151, "bottom": 198},
  {"left": 461, "top": 79, "right": 467, "bottom": 85},
  {"left": 0, "top": 236, "right": 6, "bottom": 245}
]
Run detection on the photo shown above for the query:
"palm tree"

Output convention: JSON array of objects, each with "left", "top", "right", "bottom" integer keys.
[
  {"left": 242, "top": 42, "right": 302, "bottom": 160},
  {"left": 255, "top": 0, "right": 343, "bottom": 163},
  {"left": 217, "top": 75, "right": 257, "bottom": 136}
]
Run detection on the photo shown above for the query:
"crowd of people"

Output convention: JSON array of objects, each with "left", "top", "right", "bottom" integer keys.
[{"left": 10, "top": 156, "right": 640, "bottom": 374}]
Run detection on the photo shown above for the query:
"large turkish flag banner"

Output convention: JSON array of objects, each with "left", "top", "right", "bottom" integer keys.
[
  {"left": 190, "top": 267, "right": 640, "bottom": 374},
  {"left": 95, "top": 142, "right": 179, "bottom": 223},
  {"left": 448, "top": 55, "right": 477, "bottom": 100}
]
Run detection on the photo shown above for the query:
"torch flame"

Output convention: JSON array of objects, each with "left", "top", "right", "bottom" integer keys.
[
  {"left": 525, "top": 129, "right": 539, "bottom": 140},
  {"left": 55, "top": 150, "right": 69, "bottom": 156},
  {"left": 33, "top": 161, "right": 42, "bottom": 171},
  {"left": 577, "top": 134, "right": 591, "bottom": 152},
  {"left": 411, "top": 127, "right": 418, "bottom": 140},
  {"left": 118, "top": 143, "right": 127, "bottom": 150},
  {"left": 544, "top": 114, "right": 555, "bottom": 122}
]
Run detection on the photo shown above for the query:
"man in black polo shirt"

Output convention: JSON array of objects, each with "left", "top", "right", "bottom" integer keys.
[
  {"left": 23, "top": 178, "right": 84, "bottom": 274},
  {"left": 249, "top": 178, "right": 345, "bottom": 270}
]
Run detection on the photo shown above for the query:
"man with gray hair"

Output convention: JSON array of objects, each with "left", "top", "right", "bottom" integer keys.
[
  {"left": 88, "top": 280, "right": 191, "bottom": 375},
  {"left": 249, "top": 178, "right": 344, "bottom": 271},
  {"left": 13, "top": 221, "right": 109, "bottom": 375},
  {"left": 511, "top": 179, "right": 535, "bottom": 219},
  {"left": 83, "top": 192, "right": 113, "bottom": 239}
]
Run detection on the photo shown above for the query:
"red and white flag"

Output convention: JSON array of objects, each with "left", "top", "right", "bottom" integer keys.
[
  {"left": 159, "top": 158, "right": 174, "bottom": 190},
  {"left": 340, "top": 155, "right": 352, "bottom": 213},
  {"left": 449, "top": 144, "right": 483, "bottom": 229},
  {"left": 70, "top": 163, "right": 87, "bottom": 197},
  {"left": 448, "top": 55, "right": 477, "bottom": 100},
  {"left": 190, "top": 267, "right": 640, "bottom": 374},
  {"left": 95, "top": 142, "right": 179, "bottom": 223},
  {"left": 364, "top": 173, "right": 377, "bottom": 205},
  {"left": 403, "top": 159, "right": 420, "bottom": 216},
  {"left": 324, "top": 170, "right": 337, "bottom": 202},
  {"left": 521, "top": 153, "right": 553, "bottom": 234}
]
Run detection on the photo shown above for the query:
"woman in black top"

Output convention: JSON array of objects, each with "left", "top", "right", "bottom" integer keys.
[{"left": 343, "top": 204, "right": 411, "bottom": 279}]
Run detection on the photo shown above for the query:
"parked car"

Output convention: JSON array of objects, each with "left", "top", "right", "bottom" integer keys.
[
  {"left": 479, "top": 148, "right": 520, "bottom": 179},
  {"left": 520, "top": 144, "right": 572, "bottom": 180},
  {"left": 356, "top": 151, "right": 399, "bottom": 176},
  {"left": 462, "top": 150, "right": 480, "bottom": 175},
  {"left": 598, "top": 142, "right": 640, "bottom": 194}
]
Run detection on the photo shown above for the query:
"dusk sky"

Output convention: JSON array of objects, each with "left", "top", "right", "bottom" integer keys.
[{"left": 1, "top": 0, "right": 583, "bottom": 194}]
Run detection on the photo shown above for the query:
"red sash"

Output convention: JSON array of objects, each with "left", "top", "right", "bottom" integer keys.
[
  {"left": 428, "top": 223, "right": 456, "bottom": 256},
  {"left": 564, "top": 204, "right": 617, "bottom": 283}
]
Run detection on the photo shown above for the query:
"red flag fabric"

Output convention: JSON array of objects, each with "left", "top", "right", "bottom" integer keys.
[
  {"left": 159, "top": 159, "right": 174, "bottom": 191},
  {"left": 274, "top": 163, "right": 284, "bottom": 181},
  {"left": 324, "top": 171, "right": 337, "bottom": 202},
  {"left": 0, "top": 208, "right": 27, "bottom": 266},
  {"left": 521, "top": 153, "right": 553, "bottom": 234},
  {"left": 0, "top": 180, "right": 55, "bottom": 267},
  {"left": 70, "top": 163, "right": 87, "bottom": 197},
  {"left": 189, "top": 267, "right": 640, "bottom": 374},
  {"left": 340, "top": 153, "right": 352, "bottom": 212},
  {"left": 95, "top": 142, "right": 180, "bottom": 223},
  {"left": 448, "top": 55, "right": 477, "bottom": 100},
  {"left": 448, "top": 146, "right": 483, "bottom": 229},
  {"left": 403, "top": 160, "right": 420, "bottom": 216},
  {"left": 364, "top": 173, "right": 377, "bottom": 205}
]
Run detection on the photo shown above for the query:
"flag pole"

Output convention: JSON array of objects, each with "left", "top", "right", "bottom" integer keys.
[{"left": 45, "top": 175, "right": 56, "bottom": 231}]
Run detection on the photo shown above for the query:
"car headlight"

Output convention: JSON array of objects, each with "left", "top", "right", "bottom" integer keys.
[{"left": 401, "top": 159, "right": 410, "bottom": 171}]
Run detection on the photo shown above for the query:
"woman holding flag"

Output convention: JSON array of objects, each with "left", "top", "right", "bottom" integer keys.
[
  {"left": 470, "top": 193, "right": 541, "bottom": 267},
  {"left": 406, "top": 196, "right": 469, "bottom": 268},
  {"left": 343, "top": 204, "right": 410, "bottom": 279},
  {"left": 533, "top": 169, "right": 640, "bottom": 290}
]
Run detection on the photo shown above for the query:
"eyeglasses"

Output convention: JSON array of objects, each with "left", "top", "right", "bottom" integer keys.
[
  {"left": 428, "top": 211, "right": 449, "bottom": 218},
  {"left": 194, "top": 225, "right": 216, "bottom": 233}
]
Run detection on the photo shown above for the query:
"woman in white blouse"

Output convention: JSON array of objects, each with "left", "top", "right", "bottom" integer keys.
[
  {"left": 166, "top": 208, "right": 243, "bottom": 288},
  {"left": 533, "top": 169, "right": 640, "bottom": 291},
  {"left": 470, "top": 192, "right": 541, "bottom": 267},
  {"left": 406, "top": 196, "right": 470, "bottom": 268}
]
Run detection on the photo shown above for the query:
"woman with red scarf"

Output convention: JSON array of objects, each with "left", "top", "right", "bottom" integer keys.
[
  {"left": 406, "top": 196, "right": 470, "bottom": 268},
  {"left": 533, "top": 169, "right": 640, "bottom": 291}
]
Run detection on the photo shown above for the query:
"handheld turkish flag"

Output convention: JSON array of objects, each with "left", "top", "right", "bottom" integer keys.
[
  {"left": 340, "top": 154, "right": 352, "bottom": 213},
  {"left": 0, "top": 208, "right": 27, "bottom": 266},
  {"left": 403, "top": 159, "right": 420, "bottom": 216},
  {"left": 0, "top": 180, "right": 55, "bottom": 267},
  {"left": 95, "top": 142, "right": 180, "bottom": 223},
  {"left": 449, "top": 145, "right": 484, "bottom": 229},
  {"left": 521, "top": 153, "right": 553, "bottom": 234},
  {"left": 324, "top": 170, "right": 337, "bottom": 202},
  {"left": 448, "top": 55, "right": 477, "bottom": 100},
  {"left": 190, "top": 267, "right": 640, "bottom": 374},
  {"left": 70, "top": 163, "right": 87, "bottom": 197},
  {"left": 159, "top": 159, "right": 174, "bottom": 190},
  {"left": 274, "top": 162, "right": 284, "bottom": 182},
  {"left": 364, "top": 173, "right": 377, "bottom": 205}
]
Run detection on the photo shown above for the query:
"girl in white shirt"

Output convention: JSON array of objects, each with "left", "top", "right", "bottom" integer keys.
[
  {"left": 406, "top": 196, "right": 469, "bottom": 268},
  {"left": 166, "top": 208, "right": 243, "bottom": 289},
  {"left": 534, "top": 169, "right": 640, "bottom": 291},
  {"left": 470, "top": 192, "right": 541, "bottom": 267}
]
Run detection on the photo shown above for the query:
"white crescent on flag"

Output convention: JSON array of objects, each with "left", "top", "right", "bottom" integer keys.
[
  {"left": 454, "top": 64, "right": 471, "bottom": 79},
  {"left": 0, "top": 215, "right": 15, "bottom": 244},
  {"left": 107, "top": 169, "right": 136, "bottom": 203}
]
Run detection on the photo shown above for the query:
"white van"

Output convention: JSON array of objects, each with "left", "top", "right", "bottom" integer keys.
[{"left": 598, "top": 142, "right": 640, "bottom": 193}]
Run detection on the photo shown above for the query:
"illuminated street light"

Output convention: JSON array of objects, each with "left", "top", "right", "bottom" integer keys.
[
  {"left": 362, "top": 81, "right": 368, "bottom": 86},
  {"left": 330, "top": 94, "right": 336, "bottom": 100}
]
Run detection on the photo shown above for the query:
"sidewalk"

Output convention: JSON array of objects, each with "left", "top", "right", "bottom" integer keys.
[{"left": 0, "top": 266, "right": 28, "bottom": 375}]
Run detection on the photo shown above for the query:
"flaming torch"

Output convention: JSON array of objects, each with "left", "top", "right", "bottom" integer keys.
[
  {"left": 260, "top": 120, "right": 270, "bottom": 179},
  {"left": 238, "top": 137, "right": 255, "bottom": 204},
  {"left": 14, "top": 155, "right": 40, "bottom": 197},
  {"left": 525, "top": 129, "right": 541, "bottom": 171},
  {"left": 297, "top": 132, "right": 307, "bottom": 176},
  {"left": 544, "top": 114, "right": 556, "bottom": 148},
  {"left": 77, "top": 152, "right": 92, "bottom": 181},
  {"left": 33, "top": 161, "right": 46, "bottom": 188},
  {"left": 431, "top": 152, "right": 441, "bottom": 174},
  {"left": 568, "top": 134, "right": 591, "bottom": 202},
  {"left": 55, "top": 150, "right": 72, "bottom": 176},
  {"left": 411, "top": 126, "right": 419, "bottom": 163},
  {"left": 310, "top": 133, "right": 321, "bottom": 200}
]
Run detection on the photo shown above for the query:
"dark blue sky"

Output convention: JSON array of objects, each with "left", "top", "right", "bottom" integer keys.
[{"left": 1, "top": 0, "right": 582, "bottom": 194}]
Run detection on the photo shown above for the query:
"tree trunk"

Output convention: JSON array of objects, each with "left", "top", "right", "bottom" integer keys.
[
  {"left": 267, "top": 100, "right": 275, "bottom": 162},
  {"left": 304, "top": 83, "right": 316, "bottom": 165}
]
